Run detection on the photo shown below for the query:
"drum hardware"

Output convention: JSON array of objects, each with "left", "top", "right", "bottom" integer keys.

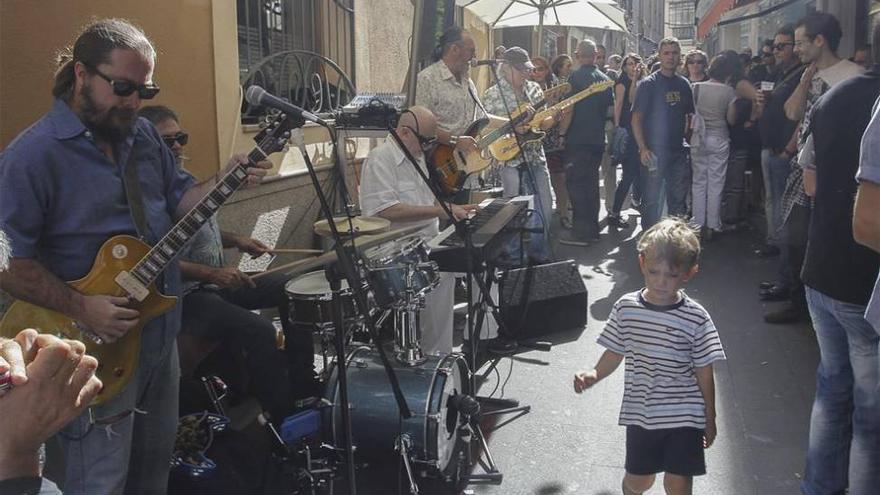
[
  {"left": 385, "top": 123, "right": 524, "bottom": 492},
  {"left": 286, "top": 116, "right": 414, "bottom": 494},
  {"left": 395, "top": 434, "right": 420, "bottom": 495}
]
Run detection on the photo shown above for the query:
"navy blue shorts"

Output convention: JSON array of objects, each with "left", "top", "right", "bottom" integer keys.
[{"left": 624, "top": 425, "right": 706, "bottom": 476}]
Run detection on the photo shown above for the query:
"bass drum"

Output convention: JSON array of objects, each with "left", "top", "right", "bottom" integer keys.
[{"left": 324, "top": 346, "right": 470, "bottom": 481}]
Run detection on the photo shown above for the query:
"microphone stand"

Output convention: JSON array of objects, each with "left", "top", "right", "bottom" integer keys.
[
  {"left": 386, "top": 121, "right": 527, "bottom": 489},
  {"left": 290, "top": 122, "right": 412, "bottom": 495}
]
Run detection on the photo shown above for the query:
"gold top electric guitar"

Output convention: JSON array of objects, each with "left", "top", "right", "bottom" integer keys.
[
  {"left": 0, "top": 113, "right": 297, "bottom": 405},
  {"left": 491, "top": 79, "right": 616, "bottom": 164}
]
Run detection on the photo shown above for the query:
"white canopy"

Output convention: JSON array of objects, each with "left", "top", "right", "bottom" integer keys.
[{"left": 457, "top": 0, "right": 628, "bottom": 32}]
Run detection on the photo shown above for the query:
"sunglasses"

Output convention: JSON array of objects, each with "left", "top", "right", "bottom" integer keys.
[
  {"left": 162, "top": 131, "right": 189, "bottom": 147},
  {"left": 83, "top": 63, "right": 160, "bottom": 99},
  {"left": 403, "top": 126, "right": 436, "bottom": 147},
  {"left": 773, "top": 42, "right": 794, "bottom": 51},
  {"left": 687, "top": 59, "right": 706, "bottom": 65}
]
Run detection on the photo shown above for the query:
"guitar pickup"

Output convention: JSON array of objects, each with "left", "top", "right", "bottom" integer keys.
[{"left": 114, "top": 271, "right": 149, "bottom": 302}]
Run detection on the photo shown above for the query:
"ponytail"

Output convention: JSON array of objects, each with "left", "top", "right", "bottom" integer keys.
[{"left": 52, "top": 49, "right": 76, "bottom": 101}]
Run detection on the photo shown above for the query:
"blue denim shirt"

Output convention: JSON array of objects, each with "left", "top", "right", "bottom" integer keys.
[{"left": 0, "top": 99, "right": 194, "bottom": 352}]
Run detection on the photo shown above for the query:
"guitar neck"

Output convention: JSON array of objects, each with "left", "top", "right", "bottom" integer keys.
[
  {"left": 533, "top": 80, "right": 614, "bottom": 124},
  {"left": 129, "top": 146, "right": 267, "bottom": 285}
]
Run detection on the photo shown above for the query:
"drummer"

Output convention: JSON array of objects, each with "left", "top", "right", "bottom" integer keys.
[
  {"left": 359, "top": 106, "right": 475, "bottom": 354},
  {"left": 139, "top": 106, "right": 320, "bottom": 422}
]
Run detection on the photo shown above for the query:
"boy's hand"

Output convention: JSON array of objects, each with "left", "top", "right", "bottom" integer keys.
[
  {"left": 703, "top": 418, "right": 717, "bottom": 448},
  {"left": 573, "top": 370, "right": 598, "bottom": 393}
]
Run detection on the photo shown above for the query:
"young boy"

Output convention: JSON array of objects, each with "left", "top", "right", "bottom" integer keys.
[{"left": 574, "top": 218, "right": 725, "bottom": 495}]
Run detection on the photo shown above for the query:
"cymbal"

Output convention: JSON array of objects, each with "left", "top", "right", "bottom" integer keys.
[{"left": 313, "top": 216, "right": 391, "bottom": 237}]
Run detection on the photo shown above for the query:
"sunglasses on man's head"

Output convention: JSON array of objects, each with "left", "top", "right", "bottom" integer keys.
[
  {"left": 83, "top": 62, "right": 160, "bottom": 99},
  {"left": 162, "top": 131, "right": 189, "bottom": 147},
  {"left": 402, "top": 126, "right": 436, "bottom": 147}
]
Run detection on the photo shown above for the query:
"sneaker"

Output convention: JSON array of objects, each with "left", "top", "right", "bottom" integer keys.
[
  {"left": 558, "top": 235, "right": 590, "bottom": 247},
  {"left": 607, "top": 213, "right": 629, "bottom": 229},
  {"left": 487, "top": 337, "right": 518, "bottom": 355}
]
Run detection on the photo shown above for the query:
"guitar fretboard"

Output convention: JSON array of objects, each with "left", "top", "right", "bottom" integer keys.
[{"left": 128, "top": 145, "right": 270, "bottom": 286}]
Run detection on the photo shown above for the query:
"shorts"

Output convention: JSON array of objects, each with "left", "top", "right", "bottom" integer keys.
[{"left": 624, "top": 425, "right": 706, "bottom": 477}]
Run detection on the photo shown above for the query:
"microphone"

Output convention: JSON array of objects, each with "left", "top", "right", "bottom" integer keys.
[
  {"left": 244, "top": 85, "right": 329, "bottom": 127},
  {"left": 469, "top": 59, "right": 502, "bottom": 67}
]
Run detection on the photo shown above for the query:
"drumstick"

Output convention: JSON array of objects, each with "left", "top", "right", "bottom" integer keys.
[
  {"left": 250, "top": 256, "right": 321, "bottom": 280},
  {"left": 269, "top": 248, "right": 324, "bottom": 254}
]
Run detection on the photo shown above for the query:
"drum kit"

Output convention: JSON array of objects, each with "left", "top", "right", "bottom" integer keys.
[{"left": 276, "top": 215, "right": 475, "bottom": 494}]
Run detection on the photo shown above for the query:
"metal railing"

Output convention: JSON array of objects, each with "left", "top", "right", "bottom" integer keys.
[{"left": 240, "top": 50, "right": 356, "bottom": 124}]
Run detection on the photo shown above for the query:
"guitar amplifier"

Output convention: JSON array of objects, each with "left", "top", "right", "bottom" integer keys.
[{"left": 498, "top": 260, "right": 588, "bottom": 340}]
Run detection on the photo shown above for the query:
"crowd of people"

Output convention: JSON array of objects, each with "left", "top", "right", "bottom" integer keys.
[{"left": 0, "top": 10, "right": 879, "bottom": 495}]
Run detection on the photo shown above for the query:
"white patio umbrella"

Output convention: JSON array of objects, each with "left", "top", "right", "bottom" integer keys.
[{"left": 457, "top": 0, "right": 628, "bottom": 54}]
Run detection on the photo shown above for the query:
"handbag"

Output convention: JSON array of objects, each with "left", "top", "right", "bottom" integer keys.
[{"left": 691, "top": 83, "right": 706, "bottom": 148}]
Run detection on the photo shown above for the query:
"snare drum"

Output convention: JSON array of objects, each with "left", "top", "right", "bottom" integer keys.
[
  {"left": 363, "top": 235, "right": 440, "bottom": 308},
  {"left": 284, "top": 271, "right": 360, "bottom": 328},
  {"left": 324, "top": 346, "right": 470, "bottom": 478}
]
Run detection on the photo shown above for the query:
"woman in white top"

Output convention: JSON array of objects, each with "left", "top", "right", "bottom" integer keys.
[{"left": 691, "top": 53, "right": 739, "bottom": 238}]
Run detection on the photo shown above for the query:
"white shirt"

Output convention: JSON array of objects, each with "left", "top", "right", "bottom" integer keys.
[
  {"left": 415, "top": 60, "right": 481, "bottom": 136},
  {"left": 359, "top": 139, "right": 439, "bottom": 238}
]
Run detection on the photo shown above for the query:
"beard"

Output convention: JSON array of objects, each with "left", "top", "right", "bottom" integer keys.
[{"left": 78, "top": 81, "right": 138, "bottom": 143}]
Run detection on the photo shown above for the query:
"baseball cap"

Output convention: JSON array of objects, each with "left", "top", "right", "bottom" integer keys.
[{"left": 503, "top": 47, "right": 535, "bottom": 72}]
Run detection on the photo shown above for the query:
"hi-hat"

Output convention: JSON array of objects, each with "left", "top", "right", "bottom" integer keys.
[{"left": 314, "top": 216, "right": 391, "bottom": 237}]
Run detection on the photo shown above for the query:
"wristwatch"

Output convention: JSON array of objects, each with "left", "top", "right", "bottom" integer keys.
[{"left": 449, "top": 135, "right": 459, "bottom": 147}]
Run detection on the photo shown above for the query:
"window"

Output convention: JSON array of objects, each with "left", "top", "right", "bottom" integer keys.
[{"left": 237, "top": 0, "right": 355, "bottom": 124}]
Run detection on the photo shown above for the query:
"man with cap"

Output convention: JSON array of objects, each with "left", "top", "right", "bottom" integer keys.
[{"left": 482, "top": 47, "right": 562, "bottom": 262}]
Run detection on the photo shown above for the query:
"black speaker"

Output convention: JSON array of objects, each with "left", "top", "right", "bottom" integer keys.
[{"left": 498, "top": 260, "right": 588, "bottom": 340}]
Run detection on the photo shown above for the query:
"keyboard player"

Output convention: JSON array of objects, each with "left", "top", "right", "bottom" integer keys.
[{"left": 359, "top": 107, "right": 515, "bottom": 355}]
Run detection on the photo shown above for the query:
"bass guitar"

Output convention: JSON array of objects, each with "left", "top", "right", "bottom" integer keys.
[
  {"left": 0, "top": 113, "right": 297, "bottom": 405},
  {"left": 429, "top": 82, "right": 571, "bottom": 196},
  {"left": 492, "top": 79, "right": 615, "bottom": 163}
]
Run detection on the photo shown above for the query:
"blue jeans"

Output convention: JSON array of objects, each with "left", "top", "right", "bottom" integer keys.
[
  {"left": 501, "top": 162, "right": 552, "bottom": 261},
  {"left": 639, "top": 148, "right": 690, "bottom": 229},
  {"left": 53, "top": 319, "right": 181, "bottom": 495},
  {"left": 803, "top": 287, "right": 880, "bottom": 495},
  {"left": 761, "top": 150, "right": 792, "bottom": 246}
]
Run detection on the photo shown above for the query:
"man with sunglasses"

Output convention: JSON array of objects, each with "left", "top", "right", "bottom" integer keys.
[
  {"left": 359, "top": 106, "right": 475, "bottom": 354},
  {"left": 0, "top": 19, "right": 270, "bottom": 494},
  {"left": 483, "top": 47, "right": 560, "bottom": 259},
  {"left": 139, "top": 105, "right": 319, "bottom": 424},
  {"left": 754, "top": 25, "right": 804, "bottom": 296},
  {"left": 416, "top": 25, "right": 483, "bottom": 192}
]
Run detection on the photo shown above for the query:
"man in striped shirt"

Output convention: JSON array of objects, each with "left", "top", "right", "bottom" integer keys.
[{"left": 574, "top": 218, "right": 725, "bottom": 495}]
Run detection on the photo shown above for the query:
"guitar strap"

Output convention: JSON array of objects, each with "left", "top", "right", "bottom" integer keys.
[{"left": 121, "top": 145, "right": 153, "bottom": 243}]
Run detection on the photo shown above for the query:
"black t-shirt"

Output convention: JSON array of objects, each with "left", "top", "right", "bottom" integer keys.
[
  {"left": 801, "top": 66, "right": 880, "bottom": 305},
  {"left": 565, "top": 64, "right": 613, "bottom": 149},
  {"left": 632, "top": 71, "right": 694, "bottom": 151},
  {"left": 616, "top": 73, "right": 635, "bottom": 130},
  {"left": 758, "top": 63, "right": 806, "bottom": 152}
]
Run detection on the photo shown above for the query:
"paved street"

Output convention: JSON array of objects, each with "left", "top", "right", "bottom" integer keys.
[{"left": 463, "top": 217, "right": 819, "bottom": 495}]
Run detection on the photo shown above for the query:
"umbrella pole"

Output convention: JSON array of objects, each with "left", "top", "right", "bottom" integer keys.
[{"left": 536, "top": 9, "right": 544, "bottom": 57}]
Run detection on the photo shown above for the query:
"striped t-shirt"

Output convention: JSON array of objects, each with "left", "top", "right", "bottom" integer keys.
[{"left": 597, "top": 290, "right": 726, "bottom": 430}]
